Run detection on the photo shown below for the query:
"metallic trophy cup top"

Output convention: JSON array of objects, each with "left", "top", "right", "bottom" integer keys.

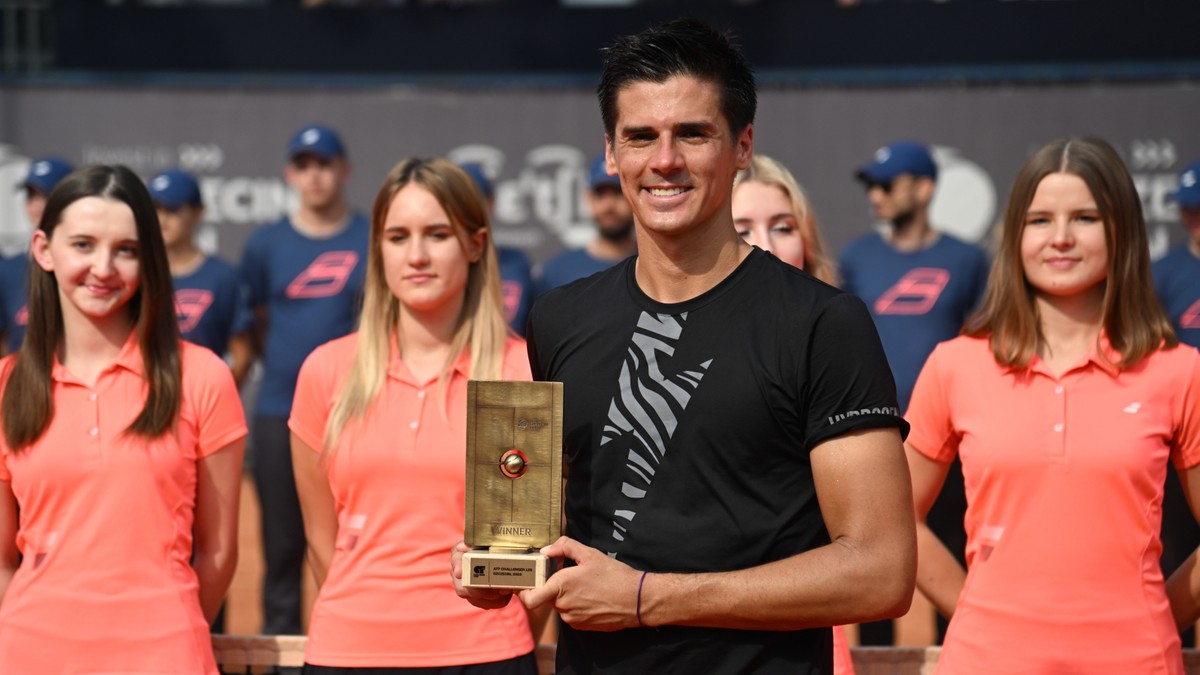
[{"left": 463, "top": 380, "right": 563, "bottom": 589}]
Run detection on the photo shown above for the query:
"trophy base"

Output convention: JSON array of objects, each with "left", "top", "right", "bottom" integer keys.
[{"left": 462, "top": 549, "right": 549, "bottom": 589}]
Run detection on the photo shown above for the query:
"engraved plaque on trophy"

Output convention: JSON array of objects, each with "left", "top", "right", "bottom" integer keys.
[{"left": 462, "top": 380, "right": 563, "bottom": 589}]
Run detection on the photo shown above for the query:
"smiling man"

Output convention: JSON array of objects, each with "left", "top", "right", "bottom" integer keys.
[{"left": 480, "top": 18, "right": 917, "bottom": 675}]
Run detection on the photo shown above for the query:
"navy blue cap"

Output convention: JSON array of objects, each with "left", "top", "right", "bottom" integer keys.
[
  {"left": 588, "top": 154, "right": 619, "bottom": 190},
  {"left": 459, "top": 163, "right": 493, "bottom": 199},
  {"left": 1174, "top": 159, "right": 1200, "bottom": 210},
  {"left": 148, "top": 169, "right": 203, "bottom": 210},
  {"left": 856, "top": 141, "right": 937, "bottom": 183},
  {"left": 287, "top": 124, "right": 346, "bottom": 161},
  {"left": 22, "top": 157, "right": 74, "bottom": 194}
]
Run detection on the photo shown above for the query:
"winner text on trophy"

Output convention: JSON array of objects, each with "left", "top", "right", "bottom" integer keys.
[{"left": 462, "top": 380, "right": 563, "bottom": 589}]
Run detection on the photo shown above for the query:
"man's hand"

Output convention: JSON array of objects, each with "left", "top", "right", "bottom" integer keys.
[
  {"left": 450, "top": 541, "right": 514, "bottom": 610},
  {"left": 520, "top": 536, "right": 642, "bottom": 632}
]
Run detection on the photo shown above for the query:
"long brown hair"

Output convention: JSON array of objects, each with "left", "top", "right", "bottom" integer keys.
[
  {"left": 323, "top": 158, "right": 508, "bottom": 455},
  {"left": 2, "top": 165, "right": 182, "bottom": 452},
  {"left": 965, "top": 137, "right": 1176, "bottom": 367}
]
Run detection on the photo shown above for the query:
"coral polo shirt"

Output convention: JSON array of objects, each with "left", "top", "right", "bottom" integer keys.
[
  {"left": 907, "top": 335, "right": 1200, "bottom": 675},
  {"left": 0, "top": 336, "right": 247, "bottom": 674},
  {"left": 289, "top": 334, "right": 535, "bottom": 667}
]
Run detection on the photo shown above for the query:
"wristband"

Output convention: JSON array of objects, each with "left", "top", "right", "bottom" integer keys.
[{"left": 636, "top": 570, "right": 649, "bottom": 627}]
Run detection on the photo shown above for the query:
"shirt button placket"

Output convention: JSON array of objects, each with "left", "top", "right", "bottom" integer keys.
[
  {"left": 88, "top": 389, "right": 102, "bottom": 459},
  {"left": 1053, "top": 383, "right": 1066, "bottom": 458},
  {"left": 405, "top": 389, "right": 426, "bottom": 449}
]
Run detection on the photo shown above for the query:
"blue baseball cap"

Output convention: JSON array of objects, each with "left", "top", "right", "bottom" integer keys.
[
  {"left": 459, "top": 163, "right": 494, "bottom": 199},
  {"left": 287, "top": 124, "right": 346, "bottom": 161},
  {"left": 1174, "top": 159, "right": 1200, "bottom": 210},
  {"left": 21, "top": 157, "right": 74, "bottom": 194},
  {"left": 856, "top": 141, "right": 938, "bottom": 184},
  {"left": 148, "top": 169, "right": 203, "bottom": 210},
  {"left": 588, "top": 154, "right": 619, "bottom": 190}
]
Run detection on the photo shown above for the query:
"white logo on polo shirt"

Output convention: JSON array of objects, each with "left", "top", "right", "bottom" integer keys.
[{"left": 1124, "top": 402, "right": 1141, "bottom": 414}]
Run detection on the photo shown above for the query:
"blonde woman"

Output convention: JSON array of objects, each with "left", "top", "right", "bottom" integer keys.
[
  {"left": 290, "top": 158, "right": 537, "bottom": 674},
  {"left": 733, "top": 154, "right": 838, "bottom": 286}
]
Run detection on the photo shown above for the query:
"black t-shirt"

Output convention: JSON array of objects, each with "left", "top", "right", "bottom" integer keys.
[{"left": 528, "top": 249, "right": 907, "bottom": 675}]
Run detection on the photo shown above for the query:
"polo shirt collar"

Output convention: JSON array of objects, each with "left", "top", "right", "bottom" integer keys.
[
  {"left": 385, "top": 334, "right": 470, "bottom": 385},
  {"left": 51, "top": 329, "right": 143, "bottom": 382},
  {"left": 1024, "top": 330, "right": 1121, "bottom": 379},
  {"left": 1087, "top": 332, "right": 1122, "bottom": 377}
]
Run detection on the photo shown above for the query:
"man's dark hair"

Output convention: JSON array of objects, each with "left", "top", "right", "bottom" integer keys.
[{"left": 598, "top": 18, "right": 757, "bottom": 140}]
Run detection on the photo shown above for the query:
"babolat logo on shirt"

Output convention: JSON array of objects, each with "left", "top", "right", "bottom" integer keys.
[
  {"left": 828, "top": 406, "right": 900, "bottom": 425},
  {"left": 286, "top": 251, "right": 359, "bottom": 299},
  {"left": 1183, "top": 300, "right": 1200, "bottom": 329},
  {"left": 174, "top": 289, "right": 214, "bottom": 333},
  {"left": 875, "top": 268, "right": 949, "bottom": 315}
]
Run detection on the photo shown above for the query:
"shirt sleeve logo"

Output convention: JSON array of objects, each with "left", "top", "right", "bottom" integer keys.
[
  {"left": 286, "top": 251, "right": 360, "bottom": 299},
  {"left": 175, "top": 289, "right": 215, "bottom": 333},
  {"left": 874, "top": 267, "right": 950, "bottom": 316}
]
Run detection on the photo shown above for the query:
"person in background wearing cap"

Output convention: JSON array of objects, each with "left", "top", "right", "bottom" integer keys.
[
  {"left": 0, "top": 156, "right": 73, "bottom": 355},
  {"left": 149, "top": 168, "right": 253, "bottom": 388},
  {"left": 238, "top": 124, "right": 369, "bottom": 636},
  {"left": 1154, "top": 158, "right": 1200, "bottom": 648},
  {"left": 459, "top": 163, "right": 536, "bottom": 336},
  {"left": 839, "top": 140, "right": 988, "bottom": 647},
  {"left": 1156, "top": 159, "right": 1200, "bottom": 351},
  {"left": 534, "top": 154, "right": 636, "bottom": 299}
]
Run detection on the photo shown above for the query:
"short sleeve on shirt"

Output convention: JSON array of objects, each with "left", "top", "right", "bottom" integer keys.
[
  {"left": 0, "top": 359, "right": 15, "bottom": 481},
  {"left": 1172, "top": 348, "right": 1200, "bottom": 470},
  {"left": 185, "top": 344, "right": 248, "bottom": 458},
  {"left": 289, "top": 341, "right": 341, "bottom": 454},
  {"left": 803, "top": 292, "right": 909, "bottom": 450},
  {"left": 904, "top": 342, "right": 960, "bottom": 463}
]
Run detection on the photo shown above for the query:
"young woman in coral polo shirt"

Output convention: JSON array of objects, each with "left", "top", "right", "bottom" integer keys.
[
  {"left": 290, "top": 158, "right": 537, "bottom": 674},
  {"left": 905, "top": 137, "right": 1200, "bottom": 674},
  {"left": 0, "top": 165, "right": 246, "bottom": 674}
]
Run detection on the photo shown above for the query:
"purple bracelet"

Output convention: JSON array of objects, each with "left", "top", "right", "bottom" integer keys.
[{"left": 636, "top": 570, "right": 649, "bottom": 627}]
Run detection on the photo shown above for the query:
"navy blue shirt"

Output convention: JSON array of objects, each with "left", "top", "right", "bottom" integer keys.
[
  {"left": 0, "top": 255, "right": 28, "bottom": 353},
  {"left": 535, "top": 248, "right": 627, "bottom": 299},
  {"left": 1153, "top": 244, "right": 1200, "bottom": 349},
  {"left": 240, "top": 214, "right": 369, "bottom": 416},
  {"left": 840, "top": 232, "right": 989, "bottom": 411},
  {"left": 497, "top": 247, "right": 534, "bottom": 337},
  {"left": 174, "top": 256, "right": 252, "bottom": 357}
]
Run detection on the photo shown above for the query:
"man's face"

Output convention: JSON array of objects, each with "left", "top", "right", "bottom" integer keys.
[
  {"left": 156, "top": 204, "right": 204, "bottom": 250},
  {"left": 1182, "top": 207, "right": 1200, "bottom": 248},
  {"left": 605, "top": 75, "right": 752, "bottom": 240},
  {"left": 24, "top": 187, "right": 48, "bottom": 226},
  {"left": 285, "top": 153, "right": 349, "bottom": 211},
  {"left": 587, "top": 184, "right": 634, "bottom": 241},
  {"left": 864, "top": 173, "right": 928, "bottom": 224}
]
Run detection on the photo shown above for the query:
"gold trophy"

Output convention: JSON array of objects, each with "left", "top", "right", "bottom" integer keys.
[{"left": 463, "top": 380, "right": 563, "bottom": 589}]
